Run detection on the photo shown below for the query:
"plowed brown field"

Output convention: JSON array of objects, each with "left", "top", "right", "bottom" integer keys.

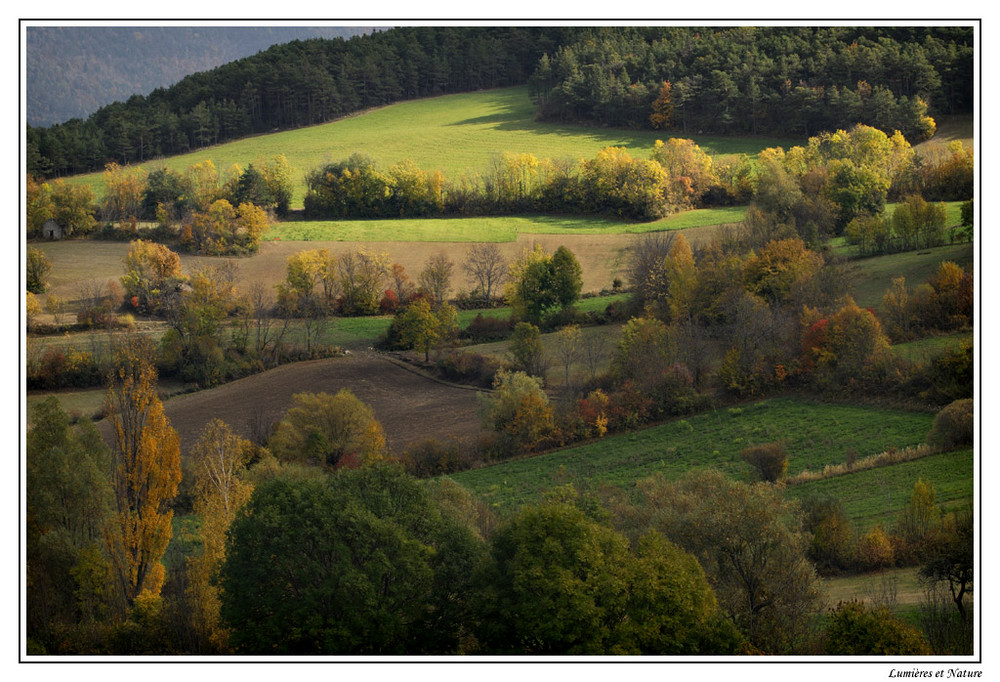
[{"left": 97, "top": 352, "right": 487, "bottom": 456}]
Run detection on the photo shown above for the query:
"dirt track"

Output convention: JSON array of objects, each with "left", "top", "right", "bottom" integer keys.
[{"left": 98, "top": 352, "right": 488, "bottom": 457}]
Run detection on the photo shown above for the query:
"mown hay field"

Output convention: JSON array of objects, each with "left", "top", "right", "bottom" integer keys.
[
  {"left": 31, "top": 233, "right": 639, "bottom": 326},
  {"left": 267, "top": 207, "right": 747, "bottom": 242}
]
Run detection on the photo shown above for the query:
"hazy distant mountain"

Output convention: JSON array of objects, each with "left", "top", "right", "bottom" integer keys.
[{"left": 25, "top": 25, "right": 375, "bottom": 126}]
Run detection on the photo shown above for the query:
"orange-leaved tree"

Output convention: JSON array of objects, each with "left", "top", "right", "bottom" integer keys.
[{"left": 105, "top": 334, "right": 181, "bottom": 611}]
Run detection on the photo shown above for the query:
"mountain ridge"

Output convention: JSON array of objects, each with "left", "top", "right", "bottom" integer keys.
[{"left": 26, "top": 25, "right": 374, "bottom": 126}]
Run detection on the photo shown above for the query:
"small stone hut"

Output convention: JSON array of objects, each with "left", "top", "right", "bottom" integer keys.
[{"left": 42, "top": 219, "right": 63, "bottom": 240}]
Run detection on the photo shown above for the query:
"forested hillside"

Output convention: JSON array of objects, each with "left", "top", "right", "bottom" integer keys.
[
  {"left": 529, "top": 26, "right": 973, "bottom": 136},
  {"left": 26, "top": 27, "right": 575, "bottom": 177},
  {"left": 27, "top": 25, "right": 972, "bottom": 179},
  {"left": 26, "top": 26, "right": 372, "bottom": 126}
]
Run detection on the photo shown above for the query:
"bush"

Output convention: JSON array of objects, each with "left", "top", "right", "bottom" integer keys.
[
  {"left": 462, "top": 314, "right": 511, "bottom": 343},
  {"left": 801, "top": 496, "right": 854, "bottom": 573},
  {"left": 920, "top": 342, "right": 973, "bottom": 405},
  {"left": 927, "top": 398, "right": 973, "bottom": 449},
  {"left": 436, "top": 352, "right": 502, "bottom": 388},
  {"left": 399, "top": 438, "right": 466, "bottom": 478},
  {"left": 27, "top": 347, "right": 104, "bottom": 389},
  {"left": 740, "top": 442, "right": 788, "bottom": 483},
  {"left": 824, "top": 601, "right": 930, "bottom": 655},
  {"left": 857, "top": 526, "right": 895, "bottom": 570},
  {"left": 604, "top": 380, "right": 656, "bottom": 431}
]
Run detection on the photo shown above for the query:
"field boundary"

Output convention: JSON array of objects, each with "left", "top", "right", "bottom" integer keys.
[
  {"left": 376, "top": 351, "right": 493, "bottom": 394},
  {"left": 785, "top": 444, "right": 937, "bottom": 486}
]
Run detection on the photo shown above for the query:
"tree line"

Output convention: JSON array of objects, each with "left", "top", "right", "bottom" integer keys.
[
  {"left": 26, "top": 25, "right": 971, "bottom": 179},
  {"left": 27, "top": 155, "right": 292, "bottom": 254},
  {"left": 303, "top": 126, "right": 970, "bottom": 224},
  {"left": 26, "top": 127, "right": 972, "bottom": 241}
]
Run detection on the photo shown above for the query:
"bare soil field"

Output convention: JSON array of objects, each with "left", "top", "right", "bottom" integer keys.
[{"left": 95, "top": 352, "right": 488, "bottom": 456}]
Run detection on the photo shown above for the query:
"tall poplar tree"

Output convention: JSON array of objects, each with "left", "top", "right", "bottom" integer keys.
[
  {"left": 105, "top": 335, "right": 181, "bottom": 611},
  {"left": 186, "top": 419, "right": 254, "bottom": 651}
]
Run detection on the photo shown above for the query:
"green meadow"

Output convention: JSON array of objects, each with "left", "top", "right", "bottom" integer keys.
[
  {"left": 847, "top": 241, "right": 974, "bottom": 311},
  {"left": 65, "top": 87, "right": 801, "bottom": 208},
  {"left": 447, "top": 397, "right": 935, "bottom": 512},
  {"left": 266, "top": 206, "right": 748, "bottom": 243},
  {"left": 891, "top": 331, "right": 972, "bottom": 364},
  {"left": 785, "top": 448, "right": 974, "bottom": 532}
]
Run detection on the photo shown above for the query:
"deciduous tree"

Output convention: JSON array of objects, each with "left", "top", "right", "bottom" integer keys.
[
  {"left": 462, "top": 243, "right": 507, "bottom": 304},
  {"left": 632, "top": 469, "right": 821, "bottom": 653},
  {"left": 613, "top": 317, "right": 672, "bottom": 383},
  {"left": 648, "top": 81, "right": 674, "bottom": 130},
  {"left": 507, "top": 321, "right": 547, "bottom": 379},
  {"left": 269, "top": 390, "right": 387, "bottom": 468},
  {"left": 186, "top": 419, "right": 255, "bottom": 650},
  {"left": 101, "top": 162, "right": 148, "bottom": 223},
  {"left": 26, "top": 247, "right": 51, "bottom": 294},
  {"left": 506, "top": 245, "right": 582, "bottom": 325},
  {"left": 335, "top": 248, "right": 390, "bottom": 316},
  {"left": 478, "top": 369, "right": 555, "bottom": 453},
  {"left": 651, "top": 138, "right": 715, "bottom": 210},
  {"left": 104, "top": 335, "right": 182, "bottom": 610},
  {"left": 920, "top": 507, "right": 973, "bottom": 620},
  {"left": 27, "top": 398, "right": 115, "bottom": 640},
  {"left": 553, "top": 324, "right": 582, "bottom": 389},
  {"left": 219, "top": 466, "right": 485, "bottom": 654},
  {"left": 418, "top": 252, "right": 455, "bottom": 308},
  {"left": 477, "top": 498, "right": 739, "bottom": 654},
  {"left": 120, "top": 239, "right": 184, "bottom": 314},
  {"left": 388, "top": 298, "right": 458, "bottom": 361}
]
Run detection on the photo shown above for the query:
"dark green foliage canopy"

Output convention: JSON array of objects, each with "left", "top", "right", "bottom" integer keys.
[
  {"left": 26, "top": 398, "right": 115, "bottom": 643},
  {"left": 533, "top": 26, "right": 971, "bottom": 137},
  {"left": 142, "top": 167, "right": 193, "bottom": 221},
  {"left": 218, "top": 465, "right": 484, "bottom": 654},
  {"left": 475, "top": 499, "right": 741, "bottom": 655},
  {"left": 509, "top": 246, "right": 583, "bottom": 325}
]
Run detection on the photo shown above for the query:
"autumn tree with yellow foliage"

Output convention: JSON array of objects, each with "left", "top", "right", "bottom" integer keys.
[
  {"left": 269, "top": 390, "right": 387, "bottom": 469},
  {"left": 186, "top": 419, "right": 255, "bottom": 651},
  {"left": 104, "top": 335, "right": 181, "bottom": 612}
]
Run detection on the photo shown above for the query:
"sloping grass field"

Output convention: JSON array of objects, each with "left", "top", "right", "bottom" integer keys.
[
  {"left": 64, "top": 87, "right": 802, "bottom": 208},
  {"left": 785, "top": 448, "right": 974, "bottom": 532},
  {"left": 892, "top": 331, "right": 972, "bottom": 364},
  {"left": 846, "top": 241, "right": 974, "bottom": 311},
  {"left": 447, "top": 397, "right": 937, "bottom": 512}
]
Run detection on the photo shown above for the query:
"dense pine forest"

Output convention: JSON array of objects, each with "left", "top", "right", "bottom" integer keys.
[{"left": 27, "top": 25, "right": 972, "bottom": 178}]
